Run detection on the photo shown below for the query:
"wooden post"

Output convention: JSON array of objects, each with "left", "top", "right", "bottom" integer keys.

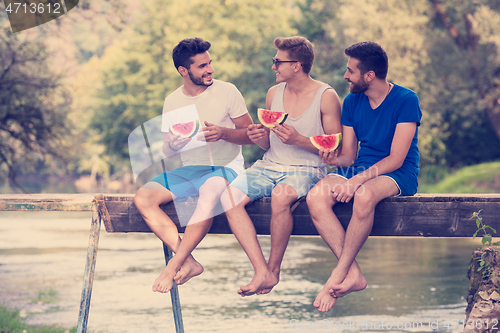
[
  {"left": 76, "top": 203, "right": 102, "bottom": 333},
  {"left": 163, "top": 244, "right": 185, "bottom": 333}
]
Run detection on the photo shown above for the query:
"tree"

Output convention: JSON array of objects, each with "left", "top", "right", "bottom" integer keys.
[
  {"left": 426, "top": 0, "right": 500, "bottom": 168},
  {"left": 0, "top": 23, "right": 71, "bottom": 192}
]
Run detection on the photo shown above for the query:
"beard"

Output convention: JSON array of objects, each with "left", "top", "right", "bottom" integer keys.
[
  {"left": 348, "top": 78, "right": 369, "bottom": 94},
  {"left": 188, "top": 70, "right": 213, "bottom": 87}
]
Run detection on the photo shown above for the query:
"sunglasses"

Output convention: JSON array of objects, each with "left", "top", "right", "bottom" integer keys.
[{"left": 272, "top": 57, "right": 299, "bottom": 66}]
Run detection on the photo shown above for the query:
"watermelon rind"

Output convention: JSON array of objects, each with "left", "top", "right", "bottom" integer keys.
[
  {"left": 257, "top": 108, "right": 288, "bottom": 128},
  {"left": 169, "top": 120, "right": 200, "bottom": 139},
  {"left": 310, "top": 133, "right": 342, "bottom": 150}
]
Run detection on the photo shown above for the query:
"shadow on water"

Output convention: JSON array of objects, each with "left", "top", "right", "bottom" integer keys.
[{"left": 0, "top": 211, "right": 481, "bottom": 332}]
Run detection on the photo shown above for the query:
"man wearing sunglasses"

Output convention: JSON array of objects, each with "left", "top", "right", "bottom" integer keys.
[{"left": 221, "top": 36, "right": 342, "bottom": 297}]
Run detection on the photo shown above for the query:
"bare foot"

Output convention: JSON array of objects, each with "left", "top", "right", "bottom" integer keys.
[
  {"left": 313, "top": 268, "right": 367, "bottom": 311},
  {"left": 329, "top": 271, "right": 367, "bottom": 298},
  {"left": 313, "top": 285, "right": 337, "bottom": 312},
  {"left": 238, "top": 269, "right": 279, "bottom": 297},
  {"left": 152, "top": 266, "right": 176, "bottom": 293},
  {"left": 256, "top": 269, "right": 280, "bottom": 295},
  {"left": 173, "top": 258, "right": 204, "bottom": 285}
]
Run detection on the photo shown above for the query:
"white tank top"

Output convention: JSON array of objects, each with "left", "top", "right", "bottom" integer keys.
[{"left": 253, "top": 82, "right": 331, "bottom": 177}]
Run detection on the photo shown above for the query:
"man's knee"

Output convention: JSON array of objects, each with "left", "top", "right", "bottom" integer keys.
[
  {"left": 352, "top": 187, "right": 377, "bottom": 219},
  {"left": 271, "top": 185, "right": 297, "bottom": 209},
  {"left": 306, "top": 181, "right": 337, "bottom": 210},
  {"left": 134, "top": 188, "right": 151, "bottom": 209},
  {"left": 134, "top": 186, "right": 172, "bottom": 210},
  {"left": 221, "top": 186, "right": 249, "bottom": 212}
]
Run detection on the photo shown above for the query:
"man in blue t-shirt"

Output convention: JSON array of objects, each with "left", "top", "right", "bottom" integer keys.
[{"left": 306, "top": 41, "right": 422, "bottom": 312}]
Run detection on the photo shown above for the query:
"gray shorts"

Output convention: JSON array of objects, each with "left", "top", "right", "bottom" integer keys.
[{"left": 229, "top": 165, "right": 322, "bottom": 202}]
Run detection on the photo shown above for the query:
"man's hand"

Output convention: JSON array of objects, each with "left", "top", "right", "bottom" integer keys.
[
  {"left": 271, "top": 123, "right": 301, "bottom": 145},
  {"left": 319, "top": 148, "right": 339, "bottom": 166},
  {"left": 197, "top": 121, "right": 225, "bottom": 142},
  {"left": 166, "top": 135, "right": 191, "bottom": 151},
  {"left": 247, "top": 123, "right": 268, "bottom": 143},
  {"left": 331, "top": 177, "right": 363, "bottom": 203}
]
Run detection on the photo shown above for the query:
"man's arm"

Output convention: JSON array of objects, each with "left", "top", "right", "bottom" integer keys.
[
  {"left": 245, "top": 85, "right": 280, "bottom": 151},
  {"left": 320, "top": 88, "right": 342, "bottom": 136},
  {"left": 358, "top": 122, "right": 416, "bottom": 178},
  {"left": 333, "top": 122, "right": 417, "bottom": 202},
  {"left": 320, "top": 125, "right": 358, "bottom": 167}
]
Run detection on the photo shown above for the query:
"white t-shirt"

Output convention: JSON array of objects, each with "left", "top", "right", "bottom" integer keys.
[{"left": 161, "top": 80, "right": 248, "bottom": 174}]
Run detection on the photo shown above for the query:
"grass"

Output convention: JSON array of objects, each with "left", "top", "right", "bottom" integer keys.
[
  {"left": 32, "top": 288, "right": 59, "bottom": 304},
  {"left": 418, "top": 161, "right": 500, "bottom": 193},
  {"left": 0, "top": 304, "right": 76, "bottom": 333}
]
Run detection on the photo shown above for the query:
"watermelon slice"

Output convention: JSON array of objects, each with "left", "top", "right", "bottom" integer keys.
[
  {"left": 169, "top": 120, "right": 200, "bottom": 138},
  {"left": 310, "top": 133, "right": 342, "bottom": 151},
  {"left": 257, "top": 108, "right": 288, "bottom": 128}
]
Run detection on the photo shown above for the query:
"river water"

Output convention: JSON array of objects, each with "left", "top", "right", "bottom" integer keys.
[{"left": 0, "top": 211, "right": 481, "bottom": 332}]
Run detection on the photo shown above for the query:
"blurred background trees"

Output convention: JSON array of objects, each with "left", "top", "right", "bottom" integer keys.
[{"left": 1, "top": 0, "right": 499, "bottom": 193}]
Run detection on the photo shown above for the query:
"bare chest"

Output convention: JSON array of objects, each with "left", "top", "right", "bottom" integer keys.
[{"left": 282, "top": 90, "right": 317, "bottom": 118}]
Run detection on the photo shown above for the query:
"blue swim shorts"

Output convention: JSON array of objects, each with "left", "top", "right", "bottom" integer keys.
[
  {"left": 228, "top": 166, "right": 322, "bottom": 203},
  {"left": 330, "top": 165, "right": 418, "bottom": 196},
  {"left": 149, "top": 165, "right": 238, "bottom": 201}
]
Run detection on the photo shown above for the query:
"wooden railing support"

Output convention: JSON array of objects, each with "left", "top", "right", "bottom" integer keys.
[
  {"left": 163, "top": 244, "right": 185, "bottom": 333},
  {"left": 76, "top": 203, "right": 101, "bottom": 333}
]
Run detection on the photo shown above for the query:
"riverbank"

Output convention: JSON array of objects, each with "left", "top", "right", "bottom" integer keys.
[{"left": 0, "top": 304, "right": 75, "bottom": 333}]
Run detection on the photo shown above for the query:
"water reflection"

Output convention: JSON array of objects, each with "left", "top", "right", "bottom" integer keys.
[{"left": 0, "top": 211, "right": 478, "bottom": 332}]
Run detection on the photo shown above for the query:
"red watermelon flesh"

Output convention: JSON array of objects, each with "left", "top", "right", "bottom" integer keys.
[
  {"left": 169, "top": 120, "right": 200, "bottom": 138},
  {"left": 310, "top": 133, "right": 342, "bottom": 150},
  {"left": 257, "top": 108, "right": 288, "bottom": 128}
]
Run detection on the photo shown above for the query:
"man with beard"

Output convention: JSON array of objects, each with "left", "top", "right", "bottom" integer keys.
[
  {"left": 306, "top": 41, "right": 421, "bottom": 312},
  {"left": 134, "top": 37, "right": 253, "bottom": 294}
]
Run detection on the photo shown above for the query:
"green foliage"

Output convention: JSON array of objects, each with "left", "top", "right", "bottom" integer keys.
[
  {"left": 0, "top": 304, "right": 24, "bottom": 332},
  {"left": 0, "top": 20, "right": 72, "bottom": 192},
  {"left": 471, "top": 210, "right": 499, "bottom": 247},
  {"left": 418, "top": 161, "right": 500, "bottom": 193},
  {"left": 471, "top": 210, "right": 499, "bottom": 281},
  {"left": 0, "top": 304, "right": 75, "bottom": 333},
  {"left": 32, "top": 288, "right": 59, "bottom": 304},
  {"left": 423, "top": 0, "right": 500, "bottom": 169}
]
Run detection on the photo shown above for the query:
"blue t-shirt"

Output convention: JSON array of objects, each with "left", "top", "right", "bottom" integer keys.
[{"left": 341, "top": 83, "right": 422, "bottom": 178}]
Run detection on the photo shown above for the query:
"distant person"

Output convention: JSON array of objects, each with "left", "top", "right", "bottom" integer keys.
[
  {"left": 134, "top": 37, "right": 253, "bottom": 293},
  {"left": 306, "top": 41, "right": 421, "bottom": 311},
  {"left": 221, "top": 36, "right": 342, "bottom": 297}
]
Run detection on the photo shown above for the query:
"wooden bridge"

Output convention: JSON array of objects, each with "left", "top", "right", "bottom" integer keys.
[{"left": 1, "top": 193, "right": 500, "bottom": 332}]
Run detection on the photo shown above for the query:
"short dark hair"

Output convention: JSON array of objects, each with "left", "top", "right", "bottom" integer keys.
[
  {"left": 172, "top": 38, "right": 211, "bottom": 71},
  {"left": 344, "top": 41, "right": 388, "bottom": 79},
  {"left": 274, "top": 36, "right": 314, "bottom": 74}
]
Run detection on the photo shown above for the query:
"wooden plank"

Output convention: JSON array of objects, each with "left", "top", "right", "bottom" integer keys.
[
  {"left": 95, "top": 194, "right": 500, "bottom": 237},
  {"left": 0, "top": 193, "right": 95, "bottom": 211}
]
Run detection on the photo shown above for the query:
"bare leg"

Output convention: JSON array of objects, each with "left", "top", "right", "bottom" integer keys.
[
  {"left": 325, "top": 177, "right": 399, "bottom": 295},
  {"left": 258, "top": 184, "right": 298, "bottom": 295},
  {"left": 156, "top": 176, "right": 231, "bottom": 293},
  {"left": 307, "top": 175, "right": 399, "bottom": 311},
  {"left": 306, "top": 175, "right": 365, "bottom": 312},
  {"left": 134, "top": 177, "right": 229, "bottom": 293},
  {"left": 221, "top": 187, "right": 278, "bottom": 297}
]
